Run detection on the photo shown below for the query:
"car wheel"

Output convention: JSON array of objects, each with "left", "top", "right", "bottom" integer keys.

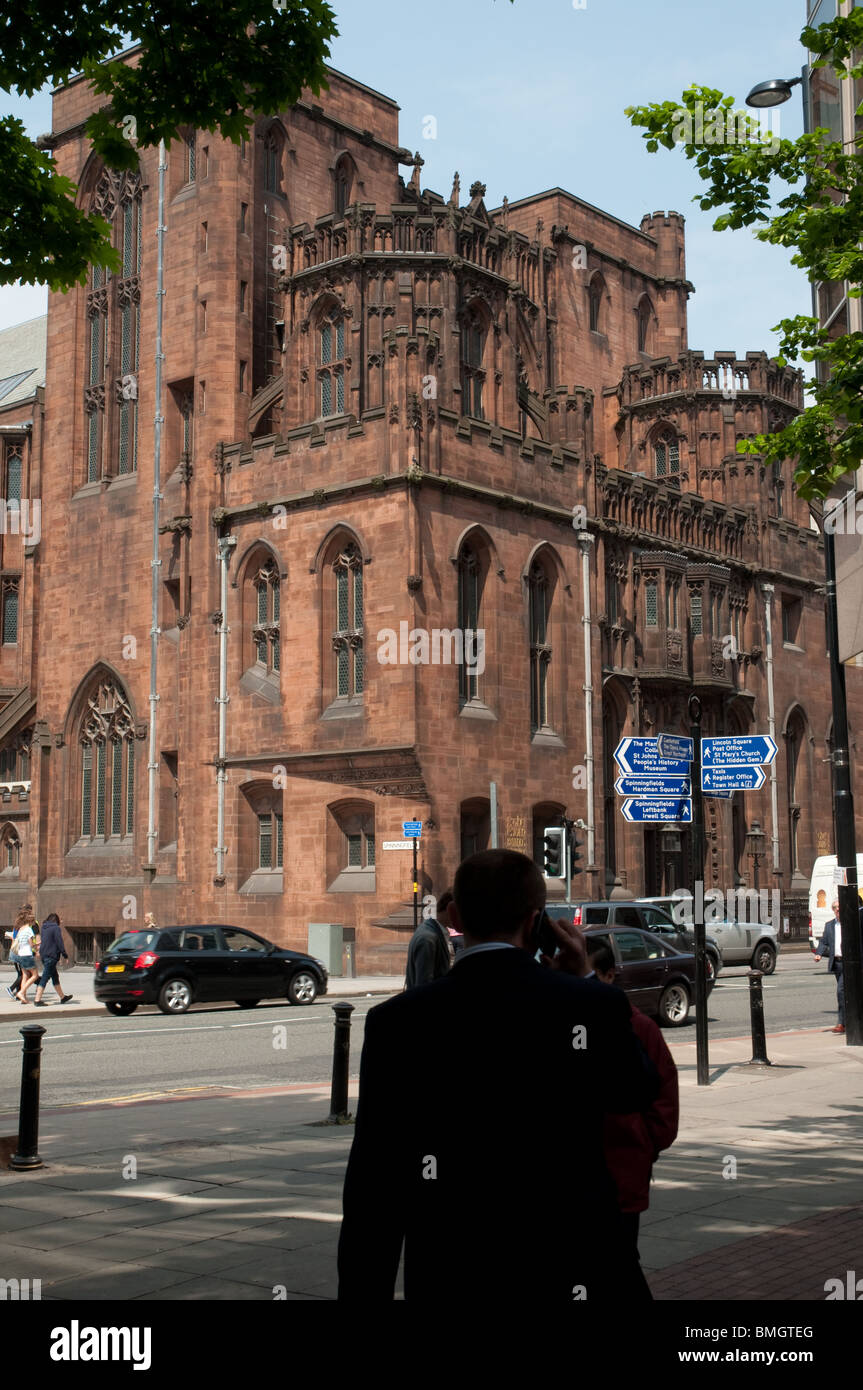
[
  {"left": 105, "top": 1001, "right": 137, "bottom": 1016},
  {"left": 236, "top": 999, "right": 260, "bottom": 1009},
  {"left": 705, "top": 952, "right": 717, "bottom": 985},
  {"left": 657, "top": 981, "right": 691, "bottom": 1027},
  {"left": 752, "top": 942, "right": 777, "bottom": 975},
  {"left": 288, "top": 971, "right": 318, "bottom": 1006},
  {"left": 157, "top": 978, "right": 192, "bottom": 1014}
]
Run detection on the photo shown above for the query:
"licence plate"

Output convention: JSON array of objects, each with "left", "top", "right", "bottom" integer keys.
[{"left": 106, "top": 964, "right": 125, "bottom": 973}]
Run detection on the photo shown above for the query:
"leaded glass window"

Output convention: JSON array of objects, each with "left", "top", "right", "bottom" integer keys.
[
  {"left": 5, "top": 445, "right": 22, "bottom": 503},
  {"left": 79, "top": 679, "right": 135, "bottom": 841},
  {"left": 332, "top": 545, "right": 364, "bottom": 698},
  {"left": 460, "top": 309, "right": 486, "bottom": 419},
  {"left": 655, "top": 433, "right": 679, "bottom": 479},
  {"left": 319, "top": 310, "right": 346, "bottom": 417},
  {"left": 2, "top": 583, "right": 18, "bottom": 644},
  {"left": 528, "top": 560, "right": 552, "bottom": 732},
  {"left": 690, "top": 590, "right": 703, "bottom": 637},
  {"left": 458, "top": 543, "right": 482, "bottom": 704},
  {"left": 257, "top": 811, "right": 283, "bottom": 869},
  {"left": 645, "top": 581, "right": 658, "bottom": 627},
  {"left": 251, "top": 558, "right": 280, "bottom": 676}
]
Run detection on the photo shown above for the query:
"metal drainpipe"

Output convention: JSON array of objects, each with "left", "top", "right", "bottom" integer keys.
[
  {"left": 761, "top": 583, "right": 781, "bottom": 875},
  {"left": 146, "top": 140, "right": 167, "bottom": 870},
  {"left": 215, "top": 535, "right": 237, "bottom": 878},
  {"left": 577, "top": 532, "right": 596, "bottom": 871}
]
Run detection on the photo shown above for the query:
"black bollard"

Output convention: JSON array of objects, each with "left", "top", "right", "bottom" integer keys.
[
  {"left": 328, "top": 1002, "right": 355, "bottom": 1121},
  {"left": 747, "top": 970, "right": 771, "bottom": 1067},
  {"left": 11, "top": 1024, "right": 47, "bottom": 1170}
]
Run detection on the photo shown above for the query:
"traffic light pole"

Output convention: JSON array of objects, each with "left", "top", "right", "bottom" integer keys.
[
  {"left": 689, "top": 695, "right": 709, "bottom": 1085},
  {"left": 412, "top": 837, "right": 419, "bottom": 933}
]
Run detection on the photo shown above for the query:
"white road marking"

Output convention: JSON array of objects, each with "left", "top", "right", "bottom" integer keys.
[{"left": 0, "top": 1005, "right": 382, "bottom": 1047}]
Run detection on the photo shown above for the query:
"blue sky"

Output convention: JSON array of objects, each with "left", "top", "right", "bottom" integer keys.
[{"left": 1, "top": 0, "right": 810, "bottom": 359}]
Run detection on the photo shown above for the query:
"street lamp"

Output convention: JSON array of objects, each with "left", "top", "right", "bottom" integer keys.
[
  {"left": 745, "top": 77, "right": 802, "bottom": 108},
  {"left": 745, "top": 819, "right": 766, "bottom": 894}
]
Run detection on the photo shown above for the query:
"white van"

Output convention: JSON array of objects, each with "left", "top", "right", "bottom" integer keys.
[{"left": 808, "top": 854, "right": 863, "bottom": 949}]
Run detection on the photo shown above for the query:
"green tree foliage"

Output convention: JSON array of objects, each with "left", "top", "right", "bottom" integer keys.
[
  {"left": 625, "top": 10, "right": 863, "bottom": 501},
  {"left": 0, "top": 0, "right": 338, "bottom": 291}
]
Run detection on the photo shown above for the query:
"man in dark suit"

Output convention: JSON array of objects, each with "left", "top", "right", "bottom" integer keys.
[
  {"left": 403, "top": 890, "right": 453, "bottom": 989},
  {"left": 339, "top": 849, "right": 658, "bottom": 1302},
  {"left": 815, "top": 898, "right": 845, "bottom": 1034}
]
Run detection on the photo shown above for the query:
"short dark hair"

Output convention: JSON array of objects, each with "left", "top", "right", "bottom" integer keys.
[
  {"left": 453, "top": 850, "right": 545, "bottom": 940},
  {"left": 437, "top": 888, "right": 454, "bottom": 917},
  {"left": 44, "top": 912, "right": 60, "bottom": 925},
  {"left": 587, "top": 942, "right": 615, "bottom": 976}
]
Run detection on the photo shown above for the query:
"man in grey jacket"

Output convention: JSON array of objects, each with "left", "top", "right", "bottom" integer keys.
[
  {"left": 404, "top": 889, "right": 454, "bottom": 989},
  {"left": 33, "top": 913, "right": 74, "bottom": 1006}
]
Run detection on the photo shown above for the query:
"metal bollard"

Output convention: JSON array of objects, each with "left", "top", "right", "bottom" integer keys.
[
  {"left": 328, "top": 1002, "right": 355, "bottom": 1121},
  {"left": 747, "top": 970, "right": 771, "bottom": 1067},
  {"left": 11, "top": 1024, "right": 46, "bottom": 1170}
]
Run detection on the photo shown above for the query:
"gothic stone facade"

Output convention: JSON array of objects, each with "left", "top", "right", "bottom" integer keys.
[{"left": 1, "top": 56, "right": 860, "bottom": 969}]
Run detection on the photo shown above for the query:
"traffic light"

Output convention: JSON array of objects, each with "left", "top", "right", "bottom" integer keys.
[
  {"left": 542, "top": 826, "right": 565, "bottom": 880},
  {"left": 569, "top": 831, "right": 584, "bottom": 878}
]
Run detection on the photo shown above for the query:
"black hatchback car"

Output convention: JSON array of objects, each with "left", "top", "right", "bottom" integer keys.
[
  {"left": 93, "top": 925, "right": 329, "bottom": 1016},
  {"left": 580, "top": 924, "right": 708, "bottom": 1026}
]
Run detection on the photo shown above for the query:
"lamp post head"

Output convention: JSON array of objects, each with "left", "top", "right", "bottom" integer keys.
[{"left": 745, "top": 77, "right": 802, "bottom": 109}]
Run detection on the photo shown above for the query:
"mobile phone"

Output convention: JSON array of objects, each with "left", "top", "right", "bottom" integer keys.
[{"left": 536, "top": 910, "right": 560, "bottom": 958}]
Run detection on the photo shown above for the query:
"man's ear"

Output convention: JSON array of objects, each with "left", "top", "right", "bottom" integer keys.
[{"left": 449, "top": 901, "right": 464, "bottom": 936}]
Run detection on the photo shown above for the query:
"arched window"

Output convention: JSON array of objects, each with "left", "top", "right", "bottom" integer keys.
[
  {"left": 457, "top": 541, "right": 483, "bottom": 705},
  {"left": 185, "top": 132, "right": 196, "bottom": 185},
  {"left": 319, "top": 308, "right": 345, "bottom": 417},
  {"left": 332, "top": 544, "right": 364, "bottom": 698},
  {"left": 460, "top": 306, "right": 487, "bottom": 419},
  {"left": 2, "top": 579, "right": 18, "bottom": 645},
  {"left": 252, "top": 558, "right": 280, "bottom": 674},
  {"left": 263, "top": 127, "right": 283, "bottom": 196},
  {"left": 85, "top": 170, "right": 142, "bottom": 482},
  {"left": 78, "top": 677, "right": 135, "bottom": 840},
  {"left": 334, "top": 155, "right": 354, "bottom": 216},
  {"left": 528, "top": 559, "right": 552, "bottom": 732},
  {"left": 1, "top": 827, "right": 20, "bottom": 873},
  {"left": 5, "top": 443, "right": 22, "bottom": 503},
  {"left": 637, "top": 297, "right": 652, "bottom": 353},
  {"left": 654, "top": 430, "right": 679, "bottom": 479}
]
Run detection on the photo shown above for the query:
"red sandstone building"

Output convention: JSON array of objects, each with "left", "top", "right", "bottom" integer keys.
[{"left": 0, "top": 54, "right": 859, "bottom": 970}]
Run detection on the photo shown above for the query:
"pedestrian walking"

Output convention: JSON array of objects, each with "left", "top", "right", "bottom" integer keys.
[
  {"left": 403, "top": 889, "right": 454, "bottom": 989},
  {"left": 814, "top": 898, "right": 846, "bottom": 1034},
  {"left": 586, "top": 942, "right": 679, "bottom": 1268},
  {"left": 32, "top": 913, "right": 73, "bottom": 1007},
  {"left": 13, "top": 914, "right": 41, "bottom": 1003},
  {"left": 339, "top": 849, "right": 659, "bottom": 1302},
  {"left": 4, "top": 902, "right": 34, "bottom": 997}
]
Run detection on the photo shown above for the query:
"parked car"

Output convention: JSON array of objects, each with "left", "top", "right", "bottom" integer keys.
[
  {"left": 93, "top": 925, "right": 328, "bottom": 1015},
  {"left": 546, "top": 900, "right": 722, "bottom": 984},
  {"left": 581, "top": 924, "right": 705, "bottom": 1027},
  {"left": 635, "top": 895, "right": 781, "bottom": 974}
]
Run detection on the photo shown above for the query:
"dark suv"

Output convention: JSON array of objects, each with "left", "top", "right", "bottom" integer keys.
[
  {"left": 94, "top": 925, "right": 328, "bottom": 1015},
  {"left": 546, "top": 900, "right": 722, "bottom": 983}
]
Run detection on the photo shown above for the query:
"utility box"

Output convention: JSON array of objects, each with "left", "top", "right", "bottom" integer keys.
[
  {"left": 308, "top": 923, "right": 344, "bottom": 976},
  {"left": 343, "top": 926, "right": 356, "bottom": 979}
]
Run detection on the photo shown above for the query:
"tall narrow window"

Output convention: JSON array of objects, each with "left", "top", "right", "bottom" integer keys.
[
  {"left": 333, "top": 545, "right": 364, "bottom": 698},
  {"left": 258, "top": 811, "right": 283, "bottom": 868},
  {"left": 460, "top": 308, "right": 486, "bottom": 419},
  {"left": 637, "top": 299, "right": 651, "bottom": 353},
  {"left": 185, "top": 133, "right": 196, "bottom": 185},
  {"left": 666, "top": 579, "right": 679, "bottom": 628},
  {"left": 654, "top": 432, "right": 679, "bottom": 478},
  {"left": 2, "top": 581, "right": 18, "bottom": 644},
  {"left": 589, "top": 278, "right": 603, "bottom": 332},
  {"left": 528, "top": 560, "right": 552, "bottom": 732},
  {"left": 645, "top": 581, "right": 658, "bottom": 628},
  {"left": 264, "top": 129, "right": 282, "bottom": 195},
  {"left": 458, "top": 543, "right": 482, "bottom": 704},
  {"left": 252, "top": 559, "right": 280, "bottom": 675},
  {"left": 690, "top": 590, "right": 703, "bottom": 637},
  {"left": 5, "top": 444, "right": 22, "bottom": 503},
  {"left": 319, "top": 309, "right": 345, "bottom": 417},
  {"left": 79, "top": 678, "right": 135, "bottom": 841},
  {"left": 334, "top": 155, "right": 353, "bottom": 215}
]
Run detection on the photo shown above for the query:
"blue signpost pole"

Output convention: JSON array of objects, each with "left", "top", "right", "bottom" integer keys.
[{"left": 689, "top": 696, "right": 708, "bottom": 1085}]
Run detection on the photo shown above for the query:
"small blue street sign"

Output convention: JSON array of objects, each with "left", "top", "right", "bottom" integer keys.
[
  {"left": 621, "top": 797, "right": 693, "bottom": 824},
  {"left": 702, "top": 788, "right": 733, "bottom": 799},
  {"left": 701, "top": 765, "right": 766, "bottom": 793},
  {"left": 701, "top": 736, "right": 778, "bottom": 768},
  {"left": 613, "top": 738, "right": 690, "bottom": 777},
  {"left": 615, "top": 775, "right": 691, "bottom": 798},
  {"left": 657, "top": 734, "right": 694, "bottom": 763},
  {"left": 403, "top": 821, "right": 422, "bottom": 838}
]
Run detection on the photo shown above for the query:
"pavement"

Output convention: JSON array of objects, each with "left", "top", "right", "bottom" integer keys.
[
  {"left": 0, "top": 968, "right": 400, "bottom": 1023},
  {"left": 1, "top": 1012, "right": 861, "bottom": 1301}
]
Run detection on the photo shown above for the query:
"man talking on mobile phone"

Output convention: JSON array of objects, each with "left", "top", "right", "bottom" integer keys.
[{"left": 338, "top": 849, "right": 658, "bottom": 1302}]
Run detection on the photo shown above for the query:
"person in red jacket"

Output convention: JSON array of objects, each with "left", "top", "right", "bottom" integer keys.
[{"left": 587, "top": 942, "right": 679, "bottom": 1261}]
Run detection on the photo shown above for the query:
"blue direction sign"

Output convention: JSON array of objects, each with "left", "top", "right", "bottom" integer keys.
[
  {"left": 615, "top": 775, "right": 691, "bottom": 798},
  {"left": 702, "top": 765, "right": 766, "bottom": 793},
  {"left": 403, "top": 820, "right": 422, "bottom": 838},
  {"left": 657, "top": 734, "right": 694, "bottom": 763},
  {"left": 701, "top": 736, "right": 778, "bottom": 768},
  {"left": 703, "top": 788, "right": 733, "bottom": 799},
  {"left": 621, "top": 797, "right": 693, "bottom": 824},
  {"left": 613, "top": 738, "right": 690, "bottom": 777}
]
